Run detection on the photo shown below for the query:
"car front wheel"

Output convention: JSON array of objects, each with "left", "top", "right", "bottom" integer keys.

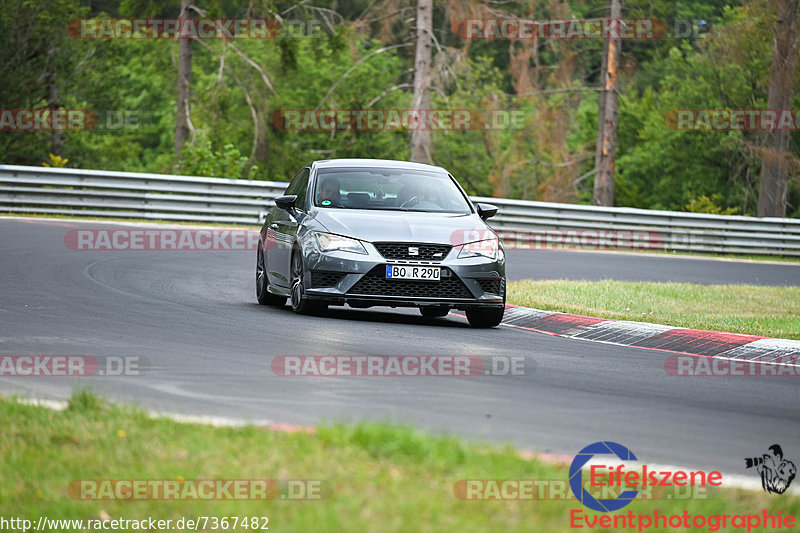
[
  {"left": 465, "top": 307, "right": 504, "bottom": 328},
  {"left": 290, "top": 249, "right": 326, "bottom": 315}
]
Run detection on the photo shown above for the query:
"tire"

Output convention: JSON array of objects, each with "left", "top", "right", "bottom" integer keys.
[
  {"left": 256, "top": 247, "right": 286, "bottom": 306},
  {"left": 290, "top": 249, "right": 326, "bottom": 315},
  {"left": 419, "top": 306, "right": 450, "bottom": 318},
  {"left": 466, "top": 282, "right": 505, "bottom": 327},
  {"left": 465, "top": 307, "right": 504, "bottom": 328}
]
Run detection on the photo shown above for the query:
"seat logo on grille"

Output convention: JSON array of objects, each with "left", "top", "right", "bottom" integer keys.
[{"left": 408, "top": 247, "right": 419, "bottom": 256}]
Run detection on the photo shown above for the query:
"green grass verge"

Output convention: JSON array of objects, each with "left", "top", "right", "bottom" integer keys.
[
  {"left": 2, "top": 391, "right": 798, "bottom": 532},
  {"left": 508, "top": 280, "right": 800, "bottom": 340}
]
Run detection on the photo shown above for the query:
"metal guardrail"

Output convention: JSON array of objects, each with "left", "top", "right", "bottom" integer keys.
[
  {"left": 0, "top": 165, "right": 286, "bottom": 225},
  {"left": 2, "top": 164, "right": 800, "bottom": 256},
  {"left": 472, "top": 196, "right": 800, "bottom": 257}
]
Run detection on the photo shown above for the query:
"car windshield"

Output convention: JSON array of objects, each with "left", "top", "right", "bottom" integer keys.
[{"left": 313, "top": 167, "right": 472, "bottom": 214}]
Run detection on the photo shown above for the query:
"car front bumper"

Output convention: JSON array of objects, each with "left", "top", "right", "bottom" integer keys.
[{"left": 301, "top": 239, "right": 505, "bottom": 309}]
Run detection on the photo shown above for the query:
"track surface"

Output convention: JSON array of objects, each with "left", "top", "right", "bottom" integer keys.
[
  {"left": 506, "top": 248, "right": 800, "bottom": 286},
  {"left": 2, "top": 218, "right": 800, "bottom": 475}
]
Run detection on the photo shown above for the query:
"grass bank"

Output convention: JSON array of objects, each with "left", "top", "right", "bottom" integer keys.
[
  {"left": 507, "top": 280, "right": 800, "bottom": 339},
  {"left": 2, "top": 391, "right": 798, "bottom": 532}
]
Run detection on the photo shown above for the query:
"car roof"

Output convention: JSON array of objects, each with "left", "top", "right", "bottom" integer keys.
[{"left": 311, "top": 158, "right": 448, "bottom": 173}]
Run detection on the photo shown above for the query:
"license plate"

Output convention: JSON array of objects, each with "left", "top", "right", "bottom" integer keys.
[{"left": 385, "top": 265, "right": 440, "bottom": 281}]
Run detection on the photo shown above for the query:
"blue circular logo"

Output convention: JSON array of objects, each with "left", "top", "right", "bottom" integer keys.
[{"left": 569, "top": 441, "right": 638, "bottom": 512}]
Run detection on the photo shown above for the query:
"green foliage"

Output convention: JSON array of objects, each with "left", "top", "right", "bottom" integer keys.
[
  {"left": 67, "top": 387, "right": 105, "bottom": 412},
  {"left": 43, "top": 154, "right": 69, "bottom": 168},
  {"left": 612, "top": 6, "right": 778, "bottom": 215},
  {"left": 0, "top": 0, "right": 796, "bottom": 216},
  {"left": 685, "top": 194, "right": 741, "bottom": 215},
  {"left": 177, "top": 134, "right": 258, "bottom": 179}
]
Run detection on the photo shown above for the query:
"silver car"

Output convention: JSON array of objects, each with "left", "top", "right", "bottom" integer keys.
[{"left": 256, "top": 159, "right": 506, "bottom": 327}]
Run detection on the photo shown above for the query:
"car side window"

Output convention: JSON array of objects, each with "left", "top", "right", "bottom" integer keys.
[{"left": 285, "top": 167, "right": 310, "bottom": 211}]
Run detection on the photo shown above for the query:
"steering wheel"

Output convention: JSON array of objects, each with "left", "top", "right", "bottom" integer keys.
[{"left": 400, "top": 196, "right": 420, "bottom": 208}]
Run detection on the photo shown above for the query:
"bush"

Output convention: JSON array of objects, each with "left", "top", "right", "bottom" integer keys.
[{"left": 176, "top": 134, "right": 259, "bottom": 179}]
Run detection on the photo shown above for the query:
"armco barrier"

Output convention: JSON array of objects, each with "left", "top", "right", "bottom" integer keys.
[{"left": 1, "top": 164, "right": 799, "bottom": 256}]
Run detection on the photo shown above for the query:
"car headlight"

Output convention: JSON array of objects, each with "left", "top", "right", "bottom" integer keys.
[
  {"left": 314, "top": 232, "right": 368, "bottom": 255},
  {"left": 458, "top": 238, "right": 499, "bottom": 260}
]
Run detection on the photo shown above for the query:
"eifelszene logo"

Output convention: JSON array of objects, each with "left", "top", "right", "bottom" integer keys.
[
  {"left": 745, "top": 444, "right": 796, "bottom": 495},
  {"left": 569, "top": 441, "right": 722, "bottom": 513},
  {"left": 570, "top": 441, "right": 639, "bottom": 512}
]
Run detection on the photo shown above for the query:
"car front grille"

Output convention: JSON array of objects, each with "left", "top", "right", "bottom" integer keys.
[
  {"left": 476, "top": 278, "right": 503, "bottom": 295},
  {"left": 347, "top": 267, "right": 472, "bottom": 299},
  {"left": 310, "top": 271, "right": 347, "bottom": 288},
  {"left": 373, "top": 242, "right": 452, "bottom": 261}
]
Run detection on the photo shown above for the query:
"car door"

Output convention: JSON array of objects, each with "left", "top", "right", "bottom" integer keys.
[{"left": 267, "top": 167, "right": 310, "bottom": 288}]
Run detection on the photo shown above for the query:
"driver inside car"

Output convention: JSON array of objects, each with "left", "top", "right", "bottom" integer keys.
[
  {"left": 319, "top": 177, "right": 343, "bottom": 206},
  {"left": 396, "top": 183, "right": 424, "bottom": 207}
]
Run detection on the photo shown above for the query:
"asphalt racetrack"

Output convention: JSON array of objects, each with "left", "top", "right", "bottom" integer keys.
[{"left": 2, "top": 217, "right": 800, "bottom": 475}]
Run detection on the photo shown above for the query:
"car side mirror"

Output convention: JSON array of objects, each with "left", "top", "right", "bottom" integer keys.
[
  {"left": 476, "top": 203, "right": 498, "bottom": 220},
  {"left": 275, "top": 195, "right": 298, "bottom": 212}
]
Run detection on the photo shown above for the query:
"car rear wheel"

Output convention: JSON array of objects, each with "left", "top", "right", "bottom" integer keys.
[
  {"left": 419, "top": 306, "right": 450, "bottom": 318},
  {"left": 290, "top": 249, "right": 326, "bottom": 315},
  {"left": 256, "top": 248, "right": 286, "bottom": 306}
]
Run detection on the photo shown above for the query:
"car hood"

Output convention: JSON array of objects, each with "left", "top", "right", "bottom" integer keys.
[{"left": 312, "top": 209, "right": 495, "bottom": 245}]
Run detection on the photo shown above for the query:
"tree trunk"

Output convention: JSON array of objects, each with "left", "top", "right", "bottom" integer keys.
[
  {"left": 594, "top": 31, "right": 608, "bottom": 185},
  {"left": 46, "top": 45, "right": 63, "bottom": 157},
  {"left": 175, "top": 0, "right": 193, "bottom": 158},
  {"left": 410, "top": 0, "right": 432, "bottom": 164},
  {"left": 757, "top": 0, "right": 799, "bottom": 218},
  {"left": 593, "top": 0, "right": 622, "bottom": 207}
]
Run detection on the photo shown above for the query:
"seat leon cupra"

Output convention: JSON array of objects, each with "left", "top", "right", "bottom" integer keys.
[{"left": 256, "top": 159, "right": 506, "bottom": 327}]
